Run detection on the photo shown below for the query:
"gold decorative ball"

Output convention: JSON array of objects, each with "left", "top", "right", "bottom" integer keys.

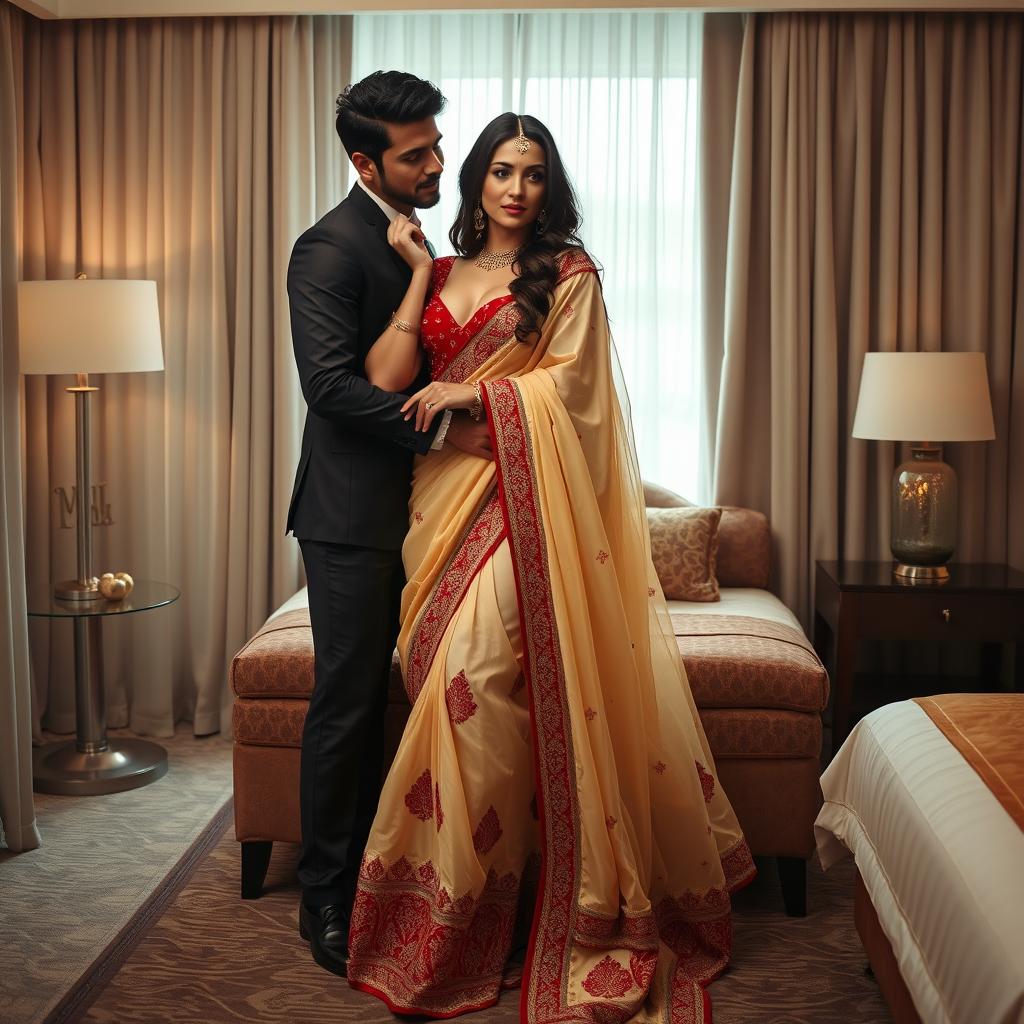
[
  {"left": 98, "top": 574, "right": 128, "bottom": 600},
  {"left": 114, "top": 572, "right": 135, "bottom": 595}
]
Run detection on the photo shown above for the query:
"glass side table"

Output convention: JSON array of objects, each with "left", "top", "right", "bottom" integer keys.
[{"left": 28, "top": 579, "right": 180, "bottom": 795}]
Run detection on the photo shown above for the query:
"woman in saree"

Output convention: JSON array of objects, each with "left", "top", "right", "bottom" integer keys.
[{"left": 346, "top": 113, "right": 755, "bottom": 1023}]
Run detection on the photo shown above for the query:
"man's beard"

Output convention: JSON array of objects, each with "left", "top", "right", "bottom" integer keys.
[{"left": 380, "top": 170, "right": 442, "bottom": 210}]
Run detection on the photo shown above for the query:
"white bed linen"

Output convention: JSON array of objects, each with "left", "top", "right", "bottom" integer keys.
[
  {"left": 275, "top": 587, "right": 801, "bottom": 630},
  {"left": 267, "top": 586, "right": 310, "bottom": 621},
  {"left": 815, "top": 700, "right": 1024, "bottom": 1024},
  {"left": 666, "top": 587, "right": 802, "bottom": 631}
]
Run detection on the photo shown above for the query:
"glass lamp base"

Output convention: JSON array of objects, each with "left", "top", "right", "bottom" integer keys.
[{"left": 893, "top": 562, "right": 950, "bottom": 585}]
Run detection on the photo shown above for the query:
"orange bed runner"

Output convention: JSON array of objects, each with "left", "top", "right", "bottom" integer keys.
[{"left": 914, "top": 694, "right": 1024, "bottom": 832}]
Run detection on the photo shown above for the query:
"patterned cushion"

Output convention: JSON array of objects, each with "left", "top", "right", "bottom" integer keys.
[
  {"left": 716, "top": 508, "right": 771, "bottom": 589},
  {"left": 646, "top": 506, "right": 721, "bottom": 602}
]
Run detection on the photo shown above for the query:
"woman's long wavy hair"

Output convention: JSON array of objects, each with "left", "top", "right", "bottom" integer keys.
[{"left": 449, "top": 113, "right": 584, "bottom": 343}]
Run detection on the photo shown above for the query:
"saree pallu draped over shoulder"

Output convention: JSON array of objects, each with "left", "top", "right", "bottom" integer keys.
[{"left": 346, "top": 251, "right": 755, "bottom": 1023}]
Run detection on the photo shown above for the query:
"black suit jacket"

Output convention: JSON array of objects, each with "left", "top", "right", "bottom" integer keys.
[{"left": 286, "top": 184, "right": 436, "bottom": 549}]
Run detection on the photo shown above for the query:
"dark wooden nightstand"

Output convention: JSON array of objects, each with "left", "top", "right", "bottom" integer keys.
[{"left": 814, "top": 560, "right": 1024, "bottom": 752}]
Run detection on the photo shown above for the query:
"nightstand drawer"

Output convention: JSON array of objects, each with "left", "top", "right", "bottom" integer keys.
[{"left": 856, "top": 591, "right": 1024, "bottom": 641}]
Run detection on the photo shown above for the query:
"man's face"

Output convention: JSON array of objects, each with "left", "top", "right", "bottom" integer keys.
[{"left": 359, "top": 116, "right": 444, "bottom": 213}]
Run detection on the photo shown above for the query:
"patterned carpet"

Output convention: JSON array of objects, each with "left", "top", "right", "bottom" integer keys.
[
  {"left": 0, "top": 726, "right": 234, "bottom": 1024},
  {"left": 72, "top": 823, "right": 891, "bottom": 1024}
]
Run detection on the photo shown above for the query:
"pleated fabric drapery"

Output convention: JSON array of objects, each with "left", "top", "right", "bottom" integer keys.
[
  {"left": 0, "top": 2, "right": 40, "bottom": 854},
  {"left": 702, "top": 13, "right": 1024, "bottom": 628},
  {"left": 18, "top": 13, "right": 352, "bottom": 738}
]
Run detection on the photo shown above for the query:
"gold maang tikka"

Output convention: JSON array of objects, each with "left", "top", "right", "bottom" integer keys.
[{"left": 513, "top": 117, "right": 530, "bottom": 154}]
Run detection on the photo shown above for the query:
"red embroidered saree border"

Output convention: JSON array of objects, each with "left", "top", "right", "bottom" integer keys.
[
  {"left": 482, "top": 376, "right": 745, "bottom": 1024},
  {"left": 430, "top": 252, "right": 598, "bottom": 385},
  {"left": 482, "top": 377, "right": 584, "bottom": 1022},
  {"left": 404, "top": 485, "right": 506, "bottom": 704},
  {"left": 348, "top": 854, "right": 522, "bottom": 1018}
]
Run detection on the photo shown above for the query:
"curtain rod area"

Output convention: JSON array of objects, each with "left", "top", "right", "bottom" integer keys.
[{"left": 11, "top": 0, "right": 1022, "bottom": 20}]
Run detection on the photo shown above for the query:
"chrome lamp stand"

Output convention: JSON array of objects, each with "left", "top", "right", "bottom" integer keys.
[{"left": 32, "top": 374, "right": 168, "bottom": 795}]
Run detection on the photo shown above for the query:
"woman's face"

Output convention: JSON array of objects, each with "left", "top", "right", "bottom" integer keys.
[{"left": 479, "top": 137, "right": 547, "bottom": 237}]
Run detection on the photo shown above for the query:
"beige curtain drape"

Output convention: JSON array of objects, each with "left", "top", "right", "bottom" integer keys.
[
  {"left": 19, "top": 13, "right": 352, "bottom": 738},
  {"left": 0, "top": 1, "right": 39, "bottom": 854},
  {"left": 703, "top": 12, "right": 1024, "bottom": 628}
]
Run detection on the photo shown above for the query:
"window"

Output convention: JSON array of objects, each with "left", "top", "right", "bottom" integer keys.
[{"left": 353, "top": 12, "right": 706, "bottom": 501}]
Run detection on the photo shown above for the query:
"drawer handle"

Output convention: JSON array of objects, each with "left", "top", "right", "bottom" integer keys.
[{"left": 942, "top": 608, "right": 951, "bottom": 623}]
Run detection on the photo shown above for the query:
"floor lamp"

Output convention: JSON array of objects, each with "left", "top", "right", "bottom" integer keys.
[{"left": 18, "top": 276, "right": 167, "bottom": 793}]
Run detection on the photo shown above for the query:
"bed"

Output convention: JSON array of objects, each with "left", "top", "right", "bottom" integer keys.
[{"left": 815, "top": 695, "right": 1024, "bottom": 1024}]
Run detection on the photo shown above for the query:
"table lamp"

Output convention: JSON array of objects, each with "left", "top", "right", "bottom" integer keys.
[
  {"left": 852, "top": 351, "right": 995, "bottom": 583},
  {"left": 18, "top": 276, "right": 164, "bottom": 599}
]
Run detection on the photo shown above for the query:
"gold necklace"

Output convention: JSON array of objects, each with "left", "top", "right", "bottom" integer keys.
[{"left": 474, "top": 248, "right": 520, "bottom": 271}]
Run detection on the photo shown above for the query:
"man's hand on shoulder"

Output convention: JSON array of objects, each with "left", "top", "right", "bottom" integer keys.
[{"left": 443, "top": 413, "right": 493, "bottom": 460}]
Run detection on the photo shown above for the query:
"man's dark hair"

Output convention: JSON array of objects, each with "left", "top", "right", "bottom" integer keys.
[{"left": 335, "top": 71, "right": 445, "bottom": 169}]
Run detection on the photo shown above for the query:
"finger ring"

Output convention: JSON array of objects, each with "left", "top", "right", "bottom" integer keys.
[{"left": 425, "top": 401, "right": 434, "bottom": 410}]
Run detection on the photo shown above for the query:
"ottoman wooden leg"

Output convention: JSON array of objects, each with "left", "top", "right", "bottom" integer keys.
[
  {"left": 241, "top": 840, "right": 273, "bottom": 900},
  {"left": 778, "top": 856, "right": 807, "bottom": 917}
]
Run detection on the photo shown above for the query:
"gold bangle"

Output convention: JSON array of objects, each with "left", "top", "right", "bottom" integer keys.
[
  {"left": 390, "top": 313, "right": 418, "bottom": 334},
  {"left": 469, "top": 383, "right": 483, "bottom": 422}
]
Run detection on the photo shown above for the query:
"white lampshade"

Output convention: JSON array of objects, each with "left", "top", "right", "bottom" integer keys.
[
  {"left": 17, "top": 279, "right": 164, "bottom": 376},
  {"left": 852, "top": 352, "right": 995, "bottom": 442}
]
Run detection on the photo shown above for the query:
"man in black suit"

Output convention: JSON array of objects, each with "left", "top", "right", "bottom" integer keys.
[{"left": 286, "top": 71, "right": 490, "bottom": 978}]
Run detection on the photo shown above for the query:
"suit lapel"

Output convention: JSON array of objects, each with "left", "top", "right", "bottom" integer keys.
[{"left": 348, "top": 184, "right": 413, "bottom": 282}]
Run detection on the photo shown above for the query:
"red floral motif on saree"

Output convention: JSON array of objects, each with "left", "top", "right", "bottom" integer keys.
[
  {"left": 405, "top": 770, "right": 433, "bottom": 822},
  {"left": 582, "top": 955, "right": 635, "bottom": 999},
  {"left": 445, "top": 670, "right": 478, "bottom": 725},
  {"left": 435, "top": 782, "right": 444, "bottom": 831},
  {"left": 695, "top": 761, "right": 715, "bottom": 803},
  {"left": 404, "top": 486, "right": 506, "bottom": 704},
  {"left": 654, "top": 761, "right": 667, "bottom": 775},
  {"left": 472, "top": 806, "right": 503, "bottom": 854},
  {"left": 348, "top": 854, "right": 522, "bottom": 1017},
  {"left": 630, "top": 951, "right": 659, "bottom": 990}
]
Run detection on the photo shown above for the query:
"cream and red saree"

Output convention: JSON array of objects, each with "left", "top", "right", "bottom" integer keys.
[{"left": 347, "top": 252, "right": 754, "bottom": 1022}]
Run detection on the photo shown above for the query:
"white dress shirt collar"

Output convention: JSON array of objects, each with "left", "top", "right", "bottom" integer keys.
[{"left": 357, "top": 178, "right": 421, "bottom": 227}]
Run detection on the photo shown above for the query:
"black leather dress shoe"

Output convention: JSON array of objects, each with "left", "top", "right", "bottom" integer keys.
[{"left": 299, "top": 901, "right": 349, "bottom": 977}]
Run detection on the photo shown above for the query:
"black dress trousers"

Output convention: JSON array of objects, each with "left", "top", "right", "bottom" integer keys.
[{"left": 297, "top": 538, "right": 405, "bottom": 910}]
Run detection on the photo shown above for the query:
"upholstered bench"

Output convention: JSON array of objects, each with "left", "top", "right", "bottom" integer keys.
[{"left": 231, "top": 489, "right": 827, "bottom": 915}]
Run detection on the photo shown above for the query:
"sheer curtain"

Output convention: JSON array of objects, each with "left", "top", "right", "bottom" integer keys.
[{"left": 353, "top": 12, "right": 707, "bottom": 502}]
